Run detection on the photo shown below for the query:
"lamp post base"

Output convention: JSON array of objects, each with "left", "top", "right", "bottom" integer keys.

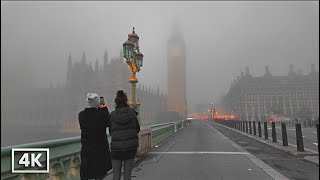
[{"left": 128, "top": 79, "right": 141, "bottom": 125}]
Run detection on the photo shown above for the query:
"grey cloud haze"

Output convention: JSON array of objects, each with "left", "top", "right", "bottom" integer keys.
[{"left": 1, "top": 1, "right": 319, "bottom": 108}]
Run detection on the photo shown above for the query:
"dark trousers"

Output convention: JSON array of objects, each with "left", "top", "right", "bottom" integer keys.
[{"left": 112, "top": 158, "right": 134, "bottom": 180}]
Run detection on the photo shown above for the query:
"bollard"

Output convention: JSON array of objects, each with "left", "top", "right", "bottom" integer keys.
[
  {"left": 242, "top": 121, "right": 246, "bottom": 132},
  {"left": 281, "top": 123, "right": 288, "bottom": 146},
  {"left": 317, "top": 123, "right": 319, "bottom": 154},
  {"left": 249, "top": 121, "right": 252, "bottom": 134},
  {"left": 264, "top": 122, "right": 268, "bottom": 140},
  {"left": 258, "top": 122, "right": 262, "bottom": 137},
  {"left": 253, "top": 121, "right": 256, "bottom": 135},
  {"left": 295, "top": 123, "right": 304, "bottom": 152},
  {"left": 246, "top": 121, "right": 249, "bottom": 133},
  {"left": 271, "top": 122, "right": 277, "bottom": 142}
]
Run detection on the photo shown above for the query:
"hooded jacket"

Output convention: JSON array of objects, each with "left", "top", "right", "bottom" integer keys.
[{"left": 109, "top": 106, "right": 140, "bottom": 152}]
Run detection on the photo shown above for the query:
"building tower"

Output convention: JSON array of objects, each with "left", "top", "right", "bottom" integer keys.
[{"left": 166, "top": 21, "right": 188, "bottom": 118}]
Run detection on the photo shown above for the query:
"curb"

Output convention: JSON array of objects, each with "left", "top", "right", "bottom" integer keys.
[{"left": 214, "top": 122, "right": 319, "bottom": 166}]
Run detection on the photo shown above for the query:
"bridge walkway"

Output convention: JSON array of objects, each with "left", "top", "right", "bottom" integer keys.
[{"left": 106, "top": 121, "right": 280, "bottom": 180}]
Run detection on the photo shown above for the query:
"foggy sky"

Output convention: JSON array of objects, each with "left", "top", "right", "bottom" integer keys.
[{"left": 1, "top": 1, "right": 319, "bottom": 110}]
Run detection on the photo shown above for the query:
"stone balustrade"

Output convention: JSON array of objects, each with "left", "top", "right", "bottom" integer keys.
[{"left": 1, "top": 119, "right": 192, "bottom": 180}]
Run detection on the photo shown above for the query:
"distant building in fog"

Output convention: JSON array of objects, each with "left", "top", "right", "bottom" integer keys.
[
  {"left": 63, "top": 50, "right": 168, "bottom": 126},
  {"left": 166, "top": 22, "right": 188, "bottom": 119},
  {"left": 221, "top": 64, "right": 319, "bottom": 121},
  {"left": 2, "top": 50, "right": 168, "bottom": 128}
]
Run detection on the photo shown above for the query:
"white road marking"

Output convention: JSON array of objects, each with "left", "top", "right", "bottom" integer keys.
[
  {"left": 313, "top": 132, "right": 317, "bottom": 134},
  {"left": 313, "top": 143, "right": 318, "bottom": 146},
  {"left": 148, "top": 151, "right": 250, "bottom": 155}
]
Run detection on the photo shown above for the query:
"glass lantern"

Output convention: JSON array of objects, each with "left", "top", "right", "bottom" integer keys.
[
  {"left": 135, "top": 50, "right": 143, "bottom": 68},
  {"left": 122, "top": 39, "right": 134, "bottom": 60}
]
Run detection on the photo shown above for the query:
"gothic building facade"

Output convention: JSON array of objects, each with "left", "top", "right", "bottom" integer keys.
[
  {"left": 64, "top": 50, "right": 168, "bottom": 127},
  {"left": 2, "top": 50, "right": 168, "bottom": 129},
  {"left": 221, "top": 64, "right": 319, "bottom": 121}
]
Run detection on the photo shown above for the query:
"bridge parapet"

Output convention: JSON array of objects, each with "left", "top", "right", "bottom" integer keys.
[{"left": 1, "top": 119, "right": 192, "bottom": 180}]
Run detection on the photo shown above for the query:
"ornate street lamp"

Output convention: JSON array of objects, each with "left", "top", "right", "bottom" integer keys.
[{"left": 122, "top": 27, "right": 144, "bottom": 121}]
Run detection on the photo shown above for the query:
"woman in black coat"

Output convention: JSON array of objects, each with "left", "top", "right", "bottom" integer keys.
[
  {"left": 78, "top": 93, "right": 112, "bottom": 180},
  {"left": 109, "top": 90, "right": 140, "bottom": 180}
]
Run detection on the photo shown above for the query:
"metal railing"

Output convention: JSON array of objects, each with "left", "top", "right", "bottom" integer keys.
[{"left": 1, "top": 119, "right": 192, "bottom": 180}]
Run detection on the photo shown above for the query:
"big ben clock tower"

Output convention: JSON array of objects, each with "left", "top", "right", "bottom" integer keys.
[{"left": 167, "top": 22, "right": 187, "bottom": 118}]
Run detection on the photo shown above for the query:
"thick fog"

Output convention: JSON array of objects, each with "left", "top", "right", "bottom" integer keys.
[
  {"left": 1, "top": 1, "right": 319, "bottom": 145},
  {"left": 2, "top": 1, "right": 319, "bottom": 106}
]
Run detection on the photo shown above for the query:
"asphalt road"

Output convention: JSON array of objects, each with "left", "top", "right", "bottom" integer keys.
[{"left": 109, "top": 121, "right": 278, "bottom": 180}]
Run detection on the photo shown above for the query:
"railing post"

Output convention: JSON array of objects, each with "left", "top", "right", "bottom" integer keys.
[
  {"left": 246, "top": 121, "right": 248, "bottom": 133},
  {"left": 264, "top": 122, "right": 268, "bottom": 140},
  {"left": 281, "top": 123, "right": 288, "bottom": 146},
  {"left": 258, "top": 121, "right": 262, "bottom": 137},
  {"left": 316, "top": 123, "right": 319, "bottom": 153},
  {"left": 271, "top": 122, "right": 277, "bottom": 142},
  {"left": 295, "top": 123, "right": 304, "bottom": 152},
  {"left": 249, "top": 121, "right": 252, "bottom": 134},
  {"left": 253, "top": 121, "right": 256, "bottom": 135}
]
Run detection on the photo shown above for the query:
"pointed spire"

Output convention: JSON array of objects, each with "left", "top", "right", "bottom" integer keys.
[
  {"left": 288, "top": 64, "right": 296, "bottom": 76},
  {"left": 67, "top": 53, "right": 72, "bottom": 68},
  {"left": 95, "top": 58, "right": 99, "bottom": 72},
  {"left": 171, "top": 16, "right": 182, "bottom": 39},
  {"left": 104, "top": 49, "right": 108, "bottom": 71},
  {"left": 67, "top": 53, "right": 73, "bottom": 84},
  {"left": 81, "top": 51, "right": 86, "bottom": 65},
  {"left": 240, "top": 68, "right": 244, "bottom": 78},
  {"left": 264, "top": 65, "right": 272, "bottom": 77},
  {"left": 245, "top": 66, "right": 252, "bottom": 78}
]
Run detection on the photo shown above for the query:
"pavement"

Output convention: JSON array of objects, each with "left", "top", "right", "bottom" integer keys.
[
  {"left": 105, "top": 120, "right": 288, "bottom": 180},
  {"left": 219, "top": 121, "right": 319, "bottom": 165},
  {"left": 210, "top": 121, "right": 319, "bottom": 180}
]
